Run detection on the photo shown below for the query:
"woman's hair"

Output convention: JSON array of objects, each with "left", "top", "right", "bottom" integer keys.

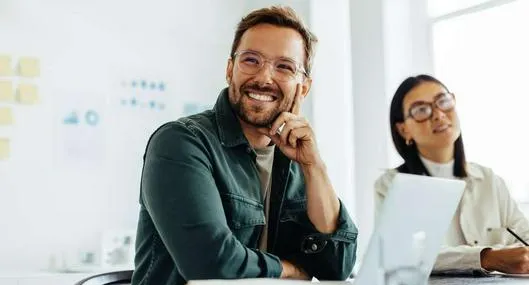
[{"left": 389, "top": 74, "right": 468, "bottom": 178}]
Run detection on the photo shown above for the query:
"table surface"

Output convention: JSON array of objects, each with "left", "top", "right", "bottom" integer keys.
[
  {"left": 428, "top": 276, "right": 529, "bottom": 284},
  {"left": 187, "top": 276, "right": 529, "bottom": 285}
]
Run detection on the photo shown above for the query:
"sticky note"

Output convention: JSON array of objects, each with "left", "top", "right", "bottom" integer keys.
[
  {"left": 0, "top": 107, "right": 14, "bottom": 125},
  {"left": 0, "top": 81, "right": 13, "bottom": 102},
  {"left": 18, "top": 57, "right": 40, "bottom": 77},
  {"left": 16, "top": 83, "right": 39, "bottom": 104},
  {"left": 0, "top": 138, "right": 9, "bottom": 160},
  {"left": 0, "top": 55, "right": 12, "bottom": 76}
]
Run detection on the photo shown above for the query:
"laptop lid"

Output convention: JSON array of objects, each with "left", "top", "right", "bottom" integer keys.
[{"left": 354, "top": 173, "right": 465, "bottom": 285}]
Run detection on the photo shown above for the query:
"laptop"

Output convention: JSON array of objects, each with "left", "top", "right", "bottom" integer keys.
[{"left": 353, "top": 173, "right": 466, "bottom": 285}]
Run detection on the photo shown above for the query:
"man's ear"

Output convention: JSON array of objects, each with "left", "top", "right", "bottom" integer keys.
[
  {"left": 300, "top": 77, "right": 312, "bottom": 98},
  {"left": 226, "top": 58, "right": 234, "bottom": 84}
]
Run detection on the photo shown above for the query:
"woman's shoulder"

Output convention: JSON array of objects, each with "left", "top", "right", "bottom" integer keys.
[
  {"left": 374, "top": 168, "right": 400, "bottom": 196},
  {"left": 466, "top": 162, "right": 510, "bottom": 194},
  {"left": 466, "top": 161, "right": 497, "bottom": 180}
]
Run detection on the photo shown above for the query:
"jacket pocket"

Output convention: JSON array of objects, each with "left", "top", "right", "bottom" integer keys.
[{"left": 220, "top": 192, "right": 265, "bottom": 245}]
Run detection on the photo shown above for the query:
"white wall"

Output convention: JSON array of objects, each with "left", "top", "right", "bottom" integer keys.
[
  {"left": 309, "top": 0, "right": 355, "bottom": 221},
  {"left": 349, "top": 0, "right": 389, "bottom": 262},
  {"left": 0, "top": 0, "right": 244, "bottom": 271}
]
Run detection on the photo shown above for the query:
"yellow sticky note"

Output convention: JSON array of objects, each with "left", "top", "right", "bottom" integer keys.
[
  {"left": 0, "top": 81, "right": 14, "bottom": 102},
  {"left": 0, "top": 55, "right": 12, "bottom": 76},
  {"left": 0, "top": 138, "right": 9, "bottom": 160},
  {"left": 17, "top": 83, "right": 39, "bottom": 104},
  {"left": 0, "top": 107, "right": 14, "bottom": 125},
  {"left": 18, "top": 57, "right": 40, "bottom": 77}
]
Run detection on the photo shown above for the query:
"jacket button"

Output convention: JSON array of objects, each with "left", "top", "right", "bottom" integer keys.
[
  {"left": 245, "top": 147, "right": 252, "bottom": 154},
  {"left": 311, "top": 244, "right": 318, "bottom": 251}
]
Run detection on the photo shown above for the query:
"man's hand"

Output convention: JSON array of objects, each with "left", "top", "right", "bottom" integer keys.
[
  {"left": 481, "top": 247, "right": 529, "bottom": 273},
  {"left": 280, "top": 260, "right": 310, "bottom": 280},
  {"left": 257, "top": 84, "right": 321, "bottom": 167}
]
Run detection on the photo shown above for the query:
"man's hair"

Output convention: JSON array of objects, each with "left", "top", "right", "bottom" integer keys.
[{"left": 230, "top": 6, "right": 318, "bottom": 76}]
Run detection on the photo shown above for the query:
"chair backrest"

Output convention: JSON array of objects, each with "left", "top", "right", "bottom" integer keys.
[{"left": 74, "top": 270, "right": 133, "bottom": 285}]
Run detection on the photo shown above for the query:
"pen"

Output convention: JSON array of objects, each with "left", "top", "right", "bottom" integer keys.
[{"left": 506, "top": 227, "right": 529, "bottom": 246}]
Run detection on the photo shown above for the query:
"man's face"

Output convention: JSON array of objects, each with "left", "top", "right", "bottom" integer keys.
[{"left": 226, "top": 23, "right": 311, "bottom": 127}]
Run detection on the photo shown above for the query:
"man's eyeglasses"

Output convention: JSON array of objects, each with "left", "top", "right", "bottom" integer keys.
[
  {"left": 405, "top": 92, "right": 456, "bottom": 123},
  {"left": 232, "top": 50, "right": 307, "bottom": 82}
]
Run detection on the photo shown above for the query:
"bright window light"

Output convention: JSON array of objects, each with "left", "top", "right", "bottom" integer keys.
[{"left": 433, "top": 0, "right": 529, "bottom": 201}]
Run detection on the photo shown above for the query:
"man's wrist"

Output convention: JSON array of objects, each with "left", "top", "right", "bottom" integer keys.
[
  {"left": 280, "top": 260, "right": 293, "bottom": 278},
  {"left": 301, "top": 160, "right": 326, "bottom": 176}
]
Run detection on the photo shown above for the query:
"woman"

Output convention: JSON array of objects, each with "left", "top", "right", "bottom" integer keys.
[{"left": 375, "top": 74, "right": 529, "bottom": 274}]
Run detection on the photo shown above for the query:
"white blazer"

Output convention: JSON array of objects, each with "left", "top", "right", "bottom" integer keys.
[{"left": 374, "top": 162, "right": 529, "bottom": 272}]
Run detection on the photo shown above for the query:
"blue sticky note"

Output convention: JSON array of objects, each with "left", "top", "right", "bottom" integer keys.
[
  {"left": 150, "top": 82, "right": 156, "bottom": 90},
  {"left": 141, "top": 80, "right": 147, "bottom": 89},
  {"left": 131, "top": 98, "right": 137, "bottom": 106},
  {"left": 149, "top": 101, "right": 156, "bottom": 109},
  {"left": 131, "top": 80, "right": 137, "bottom": 88},
  {"left": 159, "top": 82, "right": 165, "bottom": 91}
]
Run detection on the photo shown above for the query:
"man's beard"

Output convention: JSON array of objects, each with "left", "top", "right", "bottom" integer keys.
[{"left": 228, "top": 81, "right": 289, "bottom": 127}]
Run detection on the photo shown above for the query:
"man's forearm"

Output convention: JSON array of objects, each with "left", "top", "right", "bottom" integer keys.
[{"left": 301, "top": 161, "right": 340, "bottom": 233}]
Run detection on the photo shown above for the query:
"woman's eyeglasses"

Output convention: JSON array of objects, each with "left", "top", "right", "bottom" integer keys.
[{"left": 405, "top": 92, "right": 456, "bottom": 123}]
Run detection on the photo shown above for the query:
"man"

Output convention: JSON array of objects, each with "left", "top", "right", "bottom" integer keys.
[{"left": 132, "top": 6, "right": 358, "bottom": 285}]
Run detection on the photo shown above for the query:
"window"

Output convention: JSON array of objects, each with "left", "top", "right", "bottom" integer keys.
[
  {"left": 428, "top": 0, "right": 494, "bottom": 17},
  {"left": 432, "top": 0, "right": 529, "bottom": 202}
]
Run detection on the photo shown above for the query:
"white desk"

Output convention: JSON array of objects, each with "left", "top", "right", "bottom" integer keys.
[
  {"left": 187, "top": 276, "right": 529, "bottom": 285},
  {"left": 0, "top": 272, "right": 92, "bottom": 285}
]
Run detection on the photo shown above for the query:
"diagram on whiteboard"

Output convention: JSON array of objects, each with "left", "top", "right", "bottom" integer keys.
[
  {"left": 63, "top": 110, "right": 100, "bottom": 126},
  {"left": 55, "top": 86, "right": 106, "bottom": 169},
  {"left": 119, "top": 79, "right": 167, "bottom": 111}
]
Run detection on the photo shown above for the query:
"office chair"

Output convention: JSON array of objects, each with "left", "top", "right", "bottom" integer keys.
[{"left": 74, "top": 270, "right": 133, "bottom": 285}]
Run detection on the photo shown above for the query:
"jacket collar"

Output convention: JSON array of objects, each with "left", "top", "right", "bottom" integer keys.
[
  {"left": 466, "top": 163, "right": 484, "bottom": 180},
  {"left": 214, "top": 88, "right": 250, "bottom": 148}
]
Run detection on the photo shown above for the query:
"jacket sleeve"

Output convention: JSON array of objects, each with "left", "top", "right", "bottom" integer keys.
[
  {"left": 288, "top": 200, "right": 358, "bottom": 280},
  {"left": 433, "top": 174, "right": 529, "bottom": 272},
  {"left": 432, "top": 245, "right": 494, "bottom": 272},
  {"left": 141, "top": 122, "right": 282, "bottom": 281}
]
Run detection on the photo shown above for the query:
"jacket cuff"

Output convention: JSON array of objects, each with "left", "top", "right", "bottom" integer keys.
[
  {"left": 260, "top": 251, "right": 283, "bottom": 278},
  {"left": 300, "top": 201, "right": 358, "bottom": 254},
  {"left": 334, "top": 200, "right": 358, "bottom": 239},
  {"left": 469, "top": 247, "right": 488, "bottom": 270}
]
